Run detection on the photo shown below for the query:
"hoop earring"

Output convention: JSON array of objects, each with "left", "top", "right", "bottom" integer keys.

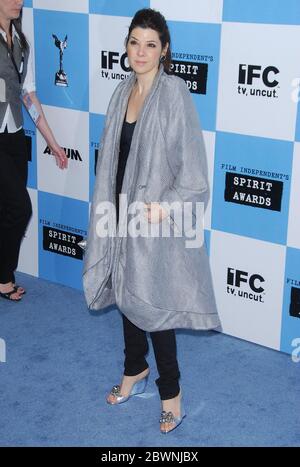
[{"left": 160, "top": 55, "right": 166, "bottom": 63}]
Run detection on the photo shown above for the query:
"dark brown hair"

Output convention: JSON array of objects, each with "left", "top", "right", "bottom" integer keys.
[
  {"left": 12, "top": 9, "right": 28, "bottom": 50},
  {"left": 126, "top": 8, "right": 172, "bottom": 73}
]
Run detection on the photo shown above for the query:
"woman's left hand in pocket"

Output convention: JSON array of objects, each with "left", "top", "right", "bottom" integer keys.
[{"left": 144, "top": 202, "right": 168, "bottom": 224}]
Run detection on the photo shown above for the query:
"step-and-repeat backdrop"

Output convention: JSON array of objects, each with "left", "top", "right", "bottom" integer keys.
[{"left": 20, "top": 0, "right": 300, "bottom": 356}]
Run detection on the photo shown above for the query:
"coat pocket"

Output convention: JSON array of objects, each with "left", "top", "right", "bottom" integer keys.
[{"left": 123, "top": 233, "right": 199, "bottom": 312}]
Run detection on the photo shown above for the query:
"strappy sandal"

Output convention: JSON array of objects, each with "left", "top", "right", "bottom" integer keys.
[
  {"left": 0, "top": 289, "right": 22, "bottom": 301},
  {"left": 14, "top": 284, "right": 26, "bottom": 295}
]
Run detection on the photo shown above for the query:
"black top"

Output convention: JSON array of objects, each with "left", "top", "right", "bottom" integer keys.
[{"left": 115, "top": 119, "right": 136, "bottom": 221}]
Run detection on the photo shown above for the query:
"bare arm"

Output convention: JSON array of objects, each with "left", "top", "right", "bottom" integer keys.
[{"left": 24, "top": 92, "right": 68, "bottom": 169}]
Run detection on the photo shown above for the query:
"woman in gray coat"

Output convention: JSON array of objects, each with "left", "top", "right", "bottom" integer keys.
[{"left": 83, "top": 8, "right": 221, "bottom": 434}]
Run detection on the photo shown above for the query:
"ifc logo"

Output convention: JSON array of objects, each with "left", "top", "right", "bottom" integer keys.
[
  {"left": 227, "top": 268, "right": 265, "bottom": 303},
  {"left": 238, "top": 64, "right": 280, "bottom": 99},
  {"left": 238, "top": 64, "right": 279, "bottom": 87},
  {"left": 227, "top": 268, "right": 265, "bottom": 293},
  {"left": 101, "top": 51, "right": 130, "bottom": 72}
]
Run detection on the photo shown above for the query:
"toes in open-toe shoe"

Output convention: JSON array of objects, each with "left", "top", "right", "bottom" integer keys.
[
  {"left": 107, "top": 374, "right": 149, "bottom": 405},
  {"left": 0, "top": 289, "right": 22, "bottom": 302},
  {"left": 14, "top": 285, "right": 26, "bottom": 295},
  {"left": 160, "top": 403, "right": 186, "bottom": 434}
]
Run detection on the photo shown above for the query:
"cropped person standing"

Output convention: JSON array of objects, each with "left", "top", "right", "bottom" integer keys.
[
  {"left": 0, "top": 0, "right": 68, "bottom": 302},
  {"left": 84, "top": 8, "right": 221, "bottom": 434}
]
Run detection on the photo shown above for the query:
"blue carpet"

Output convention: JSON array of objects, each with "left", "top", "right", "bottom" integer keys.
[{"left": 0, "top": 272, "right": 299, "bottom": 447}]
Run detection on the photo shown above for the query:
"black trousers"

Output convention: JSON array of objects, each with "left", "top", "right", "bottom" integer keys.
[
  {"left": 122, "top": 314, "right": 181, "bottom": 400},
  {"left": 0, "top": 129, "right": 32, "bottom": 283}
]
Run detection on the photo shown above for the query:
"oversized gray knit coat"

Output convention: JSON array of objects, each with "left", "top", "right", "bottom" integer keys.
[{"left": 83, "top": 65, "right": 221, "bottom": 332}]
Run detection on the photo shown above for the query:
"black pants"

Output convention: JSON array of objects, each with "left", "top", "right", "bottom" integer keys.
[
  {"left": 0, "top": 129, "right": 32, "bottom": 283},
  {"left": 122, "top": 314, "right": 180, "bottom": 400}
]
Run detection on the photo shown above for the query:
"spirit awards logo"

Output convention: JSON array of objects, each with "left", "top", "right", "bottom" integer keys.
[
  {"left": 52, "top": 34, "right": 68, "bottom": 87},
  {"left": 224, "top": 172, "right": 283, "bottom": 211},
  {"left": 238, "top": 64, "right": 279, "bottom": 99},
  {"left": 287, "top": 278, "right": 300, "bottom": 319},
  {"left": 171, "top": 52, "right": 211, "bottom": 95},
  {"left": 100, "top": 50, "right": 131, "bottom": 81},
  {"left": 40, "top": 219, "right": 87, "bottom": 260},
  {"left": 227, "top": 267, "right": 265, "bottom": 303}
]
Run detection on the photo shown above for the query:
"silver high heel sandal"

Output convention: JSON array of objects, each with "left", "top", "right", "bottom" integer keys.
[
  {"left": 107, "top": 374, "right": 149, "bottom": 405},
  {"left": 160, "top": 401, "right": 186, "bottom": 434}
]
